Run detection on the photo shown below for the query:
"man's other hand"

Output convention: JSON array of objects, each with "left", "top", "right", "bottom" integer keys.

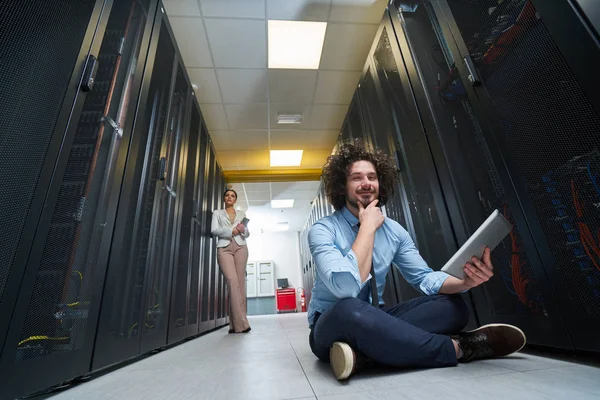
[{"left": 462, "top": 247, "right": 494, "bottom": 289}]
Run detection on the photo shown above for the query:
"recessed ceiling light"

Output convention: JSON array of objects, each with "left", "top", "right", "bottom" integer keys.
[
  {"left": 277, "top": 113, "right": 302, "bottom": 124},
  {"left": 271, "top": 199, "right": 294, "bottom": 208},
  {"left": 270, "top": 150, "right": 303, "bottom": 167},
  {"left": 268, "top": 20, "right": 327, "bottom": 69}
]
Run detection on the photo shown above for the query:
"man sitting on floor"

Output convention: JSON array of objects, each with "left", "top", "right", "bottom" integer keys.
[{"left": 307, "top": 139, "right": 526, "bottom": 380}]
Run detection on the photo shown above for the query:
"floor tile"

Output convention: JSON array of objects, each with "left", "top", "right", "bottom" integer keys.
[
  {"left": 42, "top": 313, "right": 599, "bottom": 400},
  {"left": 481, "top": 351, "right": 577, "bottom": 372}
]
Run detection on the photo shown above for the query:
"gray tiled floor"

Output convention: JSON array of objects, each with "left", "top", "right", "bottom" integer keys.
[{"left": 47, "top": 314, "right": 600, "bottom": 400}]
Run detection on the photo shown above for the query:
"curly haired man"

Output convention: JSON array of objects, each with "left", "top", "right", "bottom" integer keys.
[{"left": 308, "top": 139, "right": 526, "bottom": 380}]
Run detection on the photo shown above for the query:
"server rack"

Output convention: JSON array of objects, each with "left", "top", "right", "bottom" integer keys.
[
  {"left": 0, "top": 0, "right": 160, "bottom": 397},
  {"left": 188, "top": 120, "right": 210, "bottom": 337},
  {"left": 167, "top": 65, "right": 195, "bottom": 345},
  {"left": 385, "top": 2, "right": 570, "bottom": 342},
  {"left": 427, "top": 0, "right": 600, "bottom": 352},
  {"left": 92, "top": 3, "right": 178, "bottom": 369},
  {"left": 0, "top": 0, "right": 106, "bottom": 362},
  {"left": 1, "top": 2, "right": 230, "bottom": 397},
  {"left": 301, "top": 0, "right": 600, "bottom": 353},
  {"left": 200, "top": 143, "right": 217, "bottom": 332}
]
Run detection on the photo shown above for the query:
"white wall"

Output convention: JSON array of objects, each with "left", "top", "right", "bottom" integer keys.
[{"left": 246, "top": 231, "right": 303, "bottom": 289}]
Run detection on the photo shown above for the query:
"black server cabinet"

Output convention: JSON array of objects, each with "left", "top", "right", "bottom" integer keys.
[
  {"left": 138, "top": 54, "right": 187, "bottom": 354},
  {"left": 429, "top": 0, "right": 600, "bottom": 352},
  {"left": 197, "top": 123, "right": 213, "bottom": 334},
  {"left": 208, "top": 154, "right": 220, "bottom": 326},
  {"left": 0, "top": 0, "right": 104, "bottom": 358},
  {"left": 185, "top": 103, "right": 205, "bottom": 338},
  {"left": 0, "top": 1, "right": 156, "bottom": 397},
  {"left": 200, "top": 145, "right": 217, "bottom": 332},
  {"left": 216, "top": 172, "right": 227, "bottom": 328},
  {"left": 166, "top": 62, "right": 194, "bottom": 345},
  {"left": 91, "top": 5, "right": 176, "bottom": 370},
  {"left": 386, "top": 1, "right": 572, "bottom": 348},
  {"left": 383, "top": 2, "right": 569, "bottom": 344}
]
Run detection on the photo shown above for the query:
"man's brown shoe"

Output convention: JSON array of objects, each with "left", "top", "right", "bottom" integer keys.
[{"left": 454, "top": 323, "right": 526, "bottom": 362}]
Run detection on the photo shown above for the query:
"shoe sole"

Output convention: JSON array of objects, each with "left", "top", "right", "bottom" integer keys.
[
  {"left": 466, "top": 323, "right": 527, "bottom": 355},
  {"left": 330, "top": 342, "right": 355, "bottom": 381}
]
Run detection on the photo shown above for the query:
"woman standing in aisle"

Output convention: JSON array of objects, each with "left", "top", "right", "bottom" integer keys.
[{"left": 211, "top": 189, "right": 251, "bottom": 333}]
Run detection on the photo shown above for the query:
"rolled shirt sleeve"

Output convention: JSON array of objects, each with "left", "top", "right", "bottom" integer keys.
[
  {"left": 308, "top": 222, "right": 370, "bottom": 299},
  {"left": 392, "top": 226, "right": 449, "bottom": 295}
]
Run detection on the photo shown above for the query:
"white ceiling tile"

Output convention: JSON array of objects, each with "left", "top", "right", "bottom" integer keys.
[
  {"left": 313, "top": 71, "right": 360, "bottom": 104},
  {"left": 230, "top": 130, "right": 270, "bottom": 150},
  {"left": 294, "top": 189, "right": 323, "bottom": 199},
  {"left": 301, "top": 149, "right": 332, "bottom": 167},
  {"left": 163, "top": 0, "right": 201, "bottom": 16},
  {"left": 269, "top": 131, "right": 300, "bottom": 150},
  {"left": 270, "top": 130, "right": 337, "bottom": 150},
  {"left": 329, "top": 0, "right": 387, "bottom": 23},
  {"left": 269, "top": 70, "right": 318, "bottom": 104},
  {"left": 320, "top": 23, "right": 378, "bottom": 71},
  {"left": 270, "top": 181, "right": 320, "bottom": 192},
  {"left": 188, "top": 68, "right": 222, "bottom": 103},
  {"left": 267, "top": 0, "right": 331, "bottom": 21},
  {"left": 270, "top": 103, "right": 311, "bottom": 130},
  {"left": 200, "top": 0, "right": 266, "bottom": 19},
  {"left": 215, "top": 151, "right": 240, "bottom": 168},
  {"left": 169, "top": 17, "right": 213, "bottom": 68},
  {"left": 244, "top": 182, "right": 271, "bottom": 191},
  {"left": 248, "top": 200, "right": 270, "bottom": 207},
  {"left": 201, "top": 104, "right": 229, "bottom": 130},
  {"left": 216, "top": 69, "right": 268, "bottom": 103},
  {"left": 307, "top": 105, "right": 348, "bottom": 129},
  {"left": 245, "top": 190, "right": 271, "bottom": 201},
  {"left": 205, "top": 19, "right": 267, "bottom": 68},
  {"left": 225, "top": 104, "right": 268, "bottom": 130},
  {"left": 208, "top": 130, "right": 233, "bottom": 150},
  {"left": 303, "top": 130, "right": 339, "bottom": 149}
]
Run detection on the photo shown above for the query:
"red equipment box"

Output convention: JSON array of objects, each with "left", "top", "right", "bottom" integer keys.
[{"left": 276, "top": 288, "right": 297, "bottom": 313}]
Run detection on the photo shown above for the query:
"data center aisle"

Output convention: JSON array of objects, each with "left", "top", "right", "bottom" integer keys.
[{"left": 44, "top": 314, "right": 599, "bottom": 400}]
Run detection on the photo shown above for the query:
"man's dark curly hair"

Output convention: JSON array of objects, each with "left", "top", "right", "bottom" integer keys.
[{"left": 322, "top": 138, "right": 399, "bottom": 210}]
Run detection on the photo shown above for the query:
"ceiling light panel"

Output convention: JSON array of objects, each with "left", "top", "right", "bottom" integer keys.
[
  {"left": 270, "top": 150, "right": 303, "bottom": 167},
  {"left": 268, "top": 20, "right": 327, "bottom": 69},
  {"left": 271, "top": 199, "right": 295, "bottom": 208}
]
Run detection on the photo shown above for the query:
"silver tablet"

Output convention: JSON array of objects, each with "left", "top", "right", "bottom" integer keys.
[{"left": 441, "top": 209, "right": 513, "bottom": 279}]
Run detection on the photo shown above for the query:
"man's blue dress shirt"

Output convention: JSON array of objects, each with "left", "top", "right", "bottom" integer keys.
[{"left": 307, "top": 207, "right": 450, "bottom": 326}]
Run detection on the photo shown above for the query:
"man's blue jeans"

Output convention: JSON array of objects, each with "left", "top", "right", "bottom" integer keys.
[{"left": 309, "top": 294, "right": 470, "bottom": 368}]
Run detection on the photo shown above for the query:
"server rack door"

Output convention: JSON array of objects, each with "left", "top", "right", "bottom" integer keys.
[
  {"left": 165, "top": 61, "right": 192, "bottom": 345},
  {"left": 219, "top": 174, "right": 228, "bottom": 326},
  {"left": 187, "top": 106, "right": 207, "bottom": 337},
  {"left": 0, "top": 0, "right": 105, "bottom": 361},
  {"left": 209, "top": 156, "right": 220, "bottom": 326},
  {"left": 0, "top": 1, "right": 159, "bottom": 397},
  {"left": 138, "top": 34, "right": 184, "bottom": 355},
  {"left": 359, "top": 19, "right": 459, "bottom": 289},
  {"left": 388, "top": 0, "right": 573, "bottom": 348},
  {"left": 215, "top": 171, "right": 225, "bottom": 327},
  {"left": 221, "top": 176, "right": 228, "bottom": 325},
  {"left": 358, "top": 60, "right": 425, "bottom": 304},
  {"left": 91, "top": 7, "right": 175, "bottom": 369},
  {"left": 433, "top": 0, "right": 600, "bottom": 351},
  {"left": 200, "top": 147, "right": 217, "bottom": 330},
  {"left": 197, "top": 123, "right": 212, "bottom": 333}
]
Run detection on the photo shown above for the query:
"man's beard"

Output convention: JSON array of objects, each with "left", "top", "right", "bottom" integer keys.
[{"left": 348, "top": 193, "right": 375, "bottom": 209}]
